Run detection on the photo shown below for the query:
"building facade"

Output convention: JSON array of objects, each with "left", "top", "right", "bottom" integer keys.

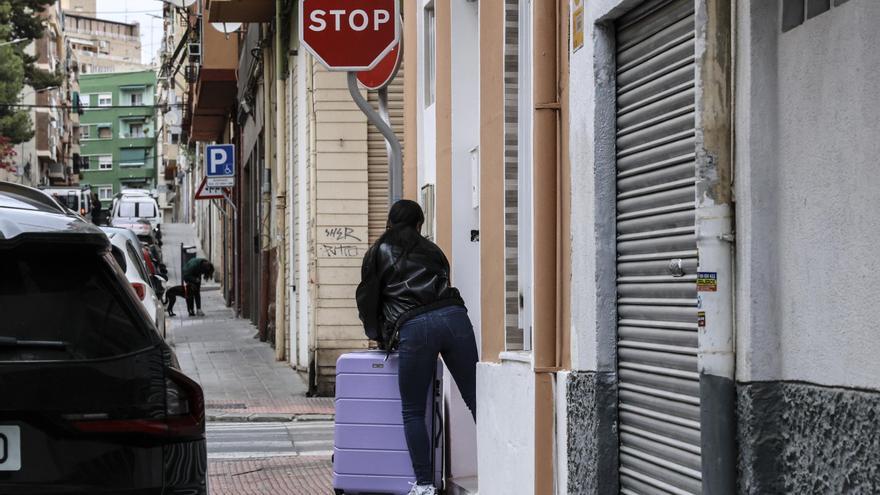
[
  {"left": 168, "top": 0, "right": 404, "bottom": 396},
  {"left": 79, "top": 70, "right": 159, "bottom": 206},
  {"left": 0, "top": 2, "right": 82, "bottom": 188},
  {"left": 410, "top": 0, "right": 880, "bottom": 494},
  {"left": 64, "top": 13, "right": 145, "bottom": 75},
  {"left": 60, "top": 0, "right": 96, "bottom": 14},
  {"left": 166, "top": 0, "right": 880, "bottom": 493}
]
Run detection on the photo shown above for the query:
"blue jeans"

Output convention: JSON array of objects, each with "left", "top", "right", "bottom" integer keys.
[{"left": 397, "top": 305, "right": 478, "bottom": 485}]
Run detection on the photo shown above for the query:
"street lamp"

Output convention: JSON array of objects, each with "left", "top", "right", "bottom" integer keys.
[{"left": 0, "top": 38, "right": 26, "bottom": 47}]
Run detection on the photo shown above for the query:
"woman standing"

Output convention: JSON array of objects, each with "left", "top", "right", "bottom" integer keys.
[
  {"left": 90, "top": 192, "right": 102, "bottom": 225},
  {"left": 356, "top": 200, "right": 478, "bottom": 495}
]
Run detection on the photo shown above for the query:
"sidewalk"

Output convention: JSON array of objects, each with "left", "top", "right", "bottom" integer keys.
[
  {"left": 209, "top": 456, "right": 333, "bottom": 495},
  {"left": 161, "top": 223, "right": 334, "bottom": 422}
]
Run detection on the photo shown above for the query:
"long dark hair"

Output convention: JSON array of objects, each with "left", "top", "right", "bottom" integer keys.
[{"left": 376, "top": 199, "right": 424, "bottom": 254}]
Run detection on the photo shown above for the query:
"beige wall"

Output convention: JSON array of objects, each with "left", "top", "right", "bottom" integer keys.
[{"left": 311, "top": 64, "right": 371, "bottom": 393}]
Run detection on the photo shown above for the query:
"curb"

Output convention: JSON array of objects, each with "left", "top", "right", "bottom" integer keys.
[{"left": 207, "top": 412, "right": 335, "bottom": 423}]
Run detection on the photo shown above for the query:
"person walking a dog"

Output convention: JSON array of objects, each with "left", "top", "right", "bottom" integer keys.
[{"left": 166, "top": 258, "right": 214, "bottom": 317}]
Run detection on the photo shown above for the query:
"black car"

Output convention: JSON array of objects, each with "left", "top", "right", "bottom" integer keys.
[{"left": 0, "top": 182, "right": 206, "bottom": 494}]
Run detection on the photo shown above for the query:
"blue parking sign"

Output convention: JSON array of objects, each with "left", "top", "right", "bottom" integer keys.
[{"left": 206, "top": 144, "right": 235, "bottom": 177}]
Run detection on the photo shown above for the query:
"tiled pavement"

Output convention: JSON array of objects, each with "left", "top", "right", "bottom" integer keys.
[
  {"left": 160, "top": 223, "right": 335, "bottom": 494},
  {"left": 161, "top": 223, "right": 334, "bottom": 421},
  {"left": 209, "top": 456, "right": 333, "bottom": 495}
]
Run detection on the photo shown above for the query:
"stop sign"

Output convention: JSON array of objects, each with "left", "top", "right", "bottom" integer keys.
[
  {"left": 300, "top": 0, "right": 400, "bottom": 71},
  {"left": 357, "top": 42, "right": 401, "bottom": 90}
]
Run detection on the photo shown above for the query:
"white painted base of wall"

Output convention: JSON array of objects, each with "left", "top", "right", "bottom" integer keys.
[
  {"left": 476, "top": 360, "right": 534, "bottom": 495},
  {"left": 556, "top": 371, "right": 569, "bottom": 494}
]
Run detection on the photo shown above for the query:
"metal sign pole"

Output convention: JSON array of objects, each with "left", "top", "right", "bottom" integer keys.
[
  {"left": 377, "top": 86, "right": 394, "bottom": 204},
  {"left": 347, "top": 72, "right": 403, "bottom": 204},
  {"left": 221, "top": 189, "right": 239, "bottom": 317}
]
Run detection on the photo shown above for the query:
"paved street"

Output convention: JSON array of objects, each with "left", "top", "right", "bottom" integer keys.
[
  {"left": 207, "top": 422, "right": 334, "bottom": 460},
  {"left": 161, "top": 223, "right": 335, "bottom": 494}
]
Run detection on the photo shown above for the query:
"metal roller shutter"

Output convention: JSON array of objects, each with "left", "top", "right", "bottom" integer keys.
[
  {"left": 367, "top": 65, "right": 404, "bottom": 243},
  {"left": 614, "top": 0, "right": 700, "bottom": 493}
]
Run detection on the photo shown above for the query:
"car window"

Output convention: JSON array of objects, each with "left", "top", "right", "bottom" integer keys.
[
  {"left": 137, "top": 201, "right": 156, "bottom": 218},
  {"left": 117, "top": 201, "right": 136, "bottom": 217},
  {"left": 116, "top": 201, "right": 157, "bottom": 219},
  {"left": 125, "top": 241, "right": 151, "bottom": 282},
  {"left": 51, "top": 193, "right": 77, "bottom": 211},
  {"left": 0, "top": 245, "right": 155, "bottom": 361}
]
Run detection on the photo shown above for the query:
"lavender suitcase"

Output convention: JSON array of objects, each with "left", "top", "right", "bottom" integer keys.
[{"left": 333, "top": 351, "right": 443, "bottom": 494}]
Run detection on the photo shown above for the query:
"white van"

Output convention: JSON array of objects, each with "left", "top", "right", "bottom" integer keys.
[
  {"left": 110, "top": 194, "right": 163, "bottom": 239},
  {"left": 40, "top": 186, "right": 92, "bottom": 217}
]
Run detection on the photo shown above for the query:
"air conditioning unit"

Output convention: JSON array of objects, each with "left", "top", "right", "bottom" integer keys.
[{"left": 188, "top": 43, "right": 201, "bottom": 64}]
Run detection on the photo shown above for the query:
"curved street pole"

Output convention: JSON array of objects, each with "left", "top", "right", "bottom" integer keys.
[{"left": 346, "top": 72, "right": 402, "bottom": 204}]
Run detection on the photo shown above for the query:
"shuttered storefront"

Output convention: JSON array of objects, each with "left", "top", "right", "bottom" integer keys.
[
  {"left": 614, "top": 0, "right": 700, "bottom": 493},
  {"left": 366, "top": 65, "right": 404, "bottom": 243}
]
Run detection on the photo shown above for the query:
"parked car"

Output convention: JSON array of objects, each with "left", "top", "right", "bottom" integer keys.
[
  {"left": 110, "top": 194, "right": 163, "bottom": 241},
  {"left": 0, "top": 181, "right": 206, "bottom": 494},
  {"left": 101, "top": 227, "right": 167, "bottom": 339}
]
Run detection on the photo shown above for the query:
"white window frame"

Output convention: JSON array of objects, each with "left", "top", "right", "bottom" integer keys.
[
  {"left": 98, "top": 155, "right": 113, "bottom": 171},
  {"left": 130, "top": 92, "right": 143, "bottom": 106},
  {"left": 80, "top": 94, "right": 91, "bottom": 109},
  {"left": 80, "top": 124, "right": 92, "bottom": 140},
  {"left": 98, "top": 93, "right": 112, "bottom": 107},
  {"left": 97, "top": 185, "right": 113, "bottom": 200},
  {"left": 128, "top": 122, "right": 144, "bottom": 138}
]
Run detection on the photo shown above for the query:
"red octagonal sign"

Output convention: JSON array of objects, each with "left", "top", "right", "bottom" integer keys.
[{"left": 300, "top": 0, "right": 400, "bottom": 72}]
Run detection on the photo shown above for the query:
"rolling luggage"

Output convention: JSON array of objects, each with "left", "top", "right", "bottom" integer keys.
[{"left": 333, "top": 351, "right": 443, "bottom": 494}]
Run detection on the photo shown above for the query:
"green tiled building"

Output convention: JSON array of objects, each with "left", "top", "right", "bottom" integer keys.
[{"left": 79, "top": 70, "right": 158, "bottom": 207}]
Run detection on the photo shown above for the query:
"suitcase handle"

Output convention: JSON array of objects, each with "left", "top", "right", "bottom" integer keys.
[{"left": 434, "top": 399, "right": 443, "bottom": 443}]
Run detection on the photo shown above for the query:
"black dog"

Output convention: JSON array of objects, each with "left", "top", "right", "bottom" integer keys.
[{"left": 164, "top": 284, "right": 189, "bottom": 317}]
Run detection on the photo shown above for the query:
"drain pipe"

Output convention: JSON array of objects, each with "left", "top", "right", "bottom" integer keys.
[
  {"left": 695, "top": 0, "right": 735, "bottom": 493},
  {"left": 307, "top": 59, "right": 319, "bottom": 395},
  {"left": 274, "top": 0, "right": 288, "bottom": 362}
]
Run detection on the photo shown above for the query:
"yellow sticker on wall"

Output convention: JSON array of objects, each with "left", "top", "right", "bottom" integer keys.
[
  {"left": 572, "top": 0, "right": 585, "bottom": 52},
  {"left": 697, "top": 272, "right": 718, "bottom": 292}
]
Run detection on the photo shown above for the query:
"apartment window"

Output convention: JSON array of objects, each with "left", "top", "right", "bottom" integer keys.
[
  {"left": 97, "top": 185, "right": 113, "bottom": 200},
  {"left": 424, "top": 2, "right": 435, "bottom": 107},
  {"left": 128, "top": 123, "right": 144, "bottom": 138},
  {"left": 130, "top": 93, "right": 143, "bottom": 106},
  {"left": 98, "top": 124, "right": 112, "bottom": 139},
  {"left": 80, "top": 94, "right": 91, "bottom": 108},
  {"left": 98, "top": 93, "right": 112, "bottom": 107},
  {"left": 120, "top": 148, "right": 147, "bottom": 166},
  {"left": 98, "top": 155, "right": 113, "bottom": 170},
  {"left": 171, "top": 133, "right": 180, "bottom": 144},
  {"left": 80, "top": 125, "right": 91, "bottom": 139}
]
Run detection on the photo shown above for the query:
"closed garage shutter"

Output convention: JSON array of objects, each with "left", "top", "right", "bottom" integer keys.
[
  {"left": 614, "top": 0, "right": 700, "bottom": 493},
  {"left": 367, "top": 64, "right": 404, "bottom": 243}
]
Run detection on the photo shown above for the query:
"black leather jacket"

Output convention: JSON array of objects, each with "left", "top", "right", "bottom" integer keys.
[{"left": 356, "top": 237, "right": 464, "bottom": 348}]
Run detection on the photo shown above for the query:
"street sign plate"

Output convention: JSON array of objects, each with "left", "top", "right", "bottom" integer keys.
[
  {"left": 205, "top": 144, "right": 235, "bottom": 178},
  {"left": 300, "top": 0, "right": 400, "bottom": 71},
  {"left": 357, "top": 41, "right": 401, "bottom": 90},
  {"left": 195, "top": 177, "right": 229, "bottom": 200},
  {"left": 206, "top": 177, "right": 234, "bottom": 187}
]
